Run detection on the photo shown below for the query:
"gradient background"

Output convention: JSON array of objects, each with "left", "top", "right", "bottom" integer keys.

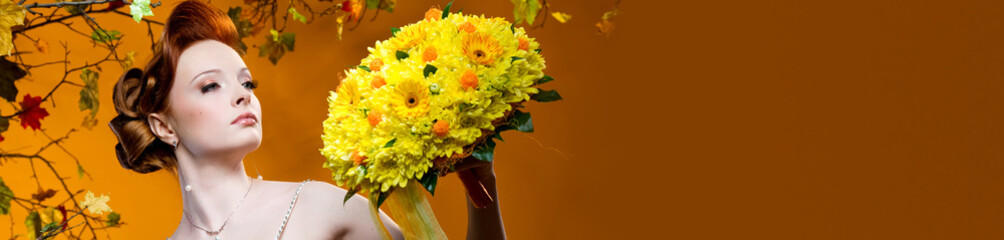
[{"left": 4, "top": 0, "right": 1004, "bottom": 239}]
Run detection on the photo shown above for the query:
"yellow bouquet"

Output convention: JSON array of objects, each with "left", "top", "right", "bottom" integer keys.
[{"left": 320, "top": 2, "right": 561, "bottom": 238}]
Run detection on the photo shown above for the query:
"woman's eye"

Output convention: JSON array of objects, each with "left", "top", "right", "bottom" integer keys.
[
  {"left": 200, "top": 82, "right": 220, "bottom": 93},
  {"left": 243, "top": 80, "right": 258, "bottom": 90}
]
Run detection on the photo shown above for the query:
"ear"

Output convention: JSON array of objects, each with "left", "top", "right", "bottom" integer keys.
[{"left": 148, "top": 112, "right": 178, "bottom": 146}]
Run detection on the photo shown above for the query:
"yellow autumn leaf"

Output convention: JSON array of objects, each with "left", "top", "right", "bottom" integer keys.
[
  {"left": 596, "top": 0, "right": 621, "bottom": 37},
  {"left": 551, "top": 11, "right": 571, "bottom": 23},
  {"left": 0, "top": 0, "right": 26, "bottom": 56},
  {"left": 80, "top": 191, "right": 112, "bottom": 215}
]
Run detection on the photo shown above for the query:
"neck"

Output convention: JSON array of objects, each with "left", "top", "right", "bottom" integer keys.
[{"left": 175, "top": 145, "right": 253, "bottom": 232}]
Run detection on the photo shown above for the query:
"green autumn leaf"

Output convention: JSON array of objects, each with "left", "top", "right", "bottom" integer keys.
[
  {"left": 288, "top": 7, "right": 306, "bottom": 23},
  {"left": 472, "top": 138, "right": 496, "bottom": 162},
  {"left": 90, "top": 29, "right": 122, "bottom": 43},
  {"left": 25, "top": 211, "right": 40, "bottom": 239},
  {"left": 129, "top": 0, "right": 154, "bottom": 23},
  {"left": 511, "top": 0, "right": 541, "bottom": 25},
  {"left": 259, "top": 30, "right": 296, "bottom": 65},
  {"left": 418, "top": 170, "right": 439, "bottom": 196},
  {"left": 513, "top": 110, "right": 533, "bottom": 132},
  {"left": 0, "top": 111, "right": 8, "bottom": 133},
  {"left": 0, "top": 0, "right": 25, "bottom": 56},
  {"left": 106, "top": 212, "right": 121, "bottom": 227},
  {"left": 530, "top": 89, "right": 562, "bottom": 102},
  {"left": 79, "top": 68, "right": 99, "bottom": 116},
  {"left": 0, "top": 176, "right": 12, "bottom": 215},
  {"left": 228, "top": 6, "right": 253, "bottom": 53},
  {"left": 0, "top": 57, "right": 25, "bottom": 102}
]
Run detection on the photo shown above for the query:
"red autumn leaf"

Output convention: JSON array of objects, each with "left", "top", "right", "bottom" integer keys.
[
  {"left": 340, "top": 0, "right": 352, "bottom": 12},
  {"left": 18, "top": 94, "right": 49, "bottom": 131},
  {"left": 106, "top": 0, "right": 125, "bottom": 10},
  {"left": 57, "top": 205, "right": 68, "bottom": 230}
]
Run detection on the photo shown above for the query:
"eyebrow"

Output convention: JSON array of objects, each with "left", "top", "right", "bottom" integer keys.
[{"left": 190, "top": 69, "right": 221, "bottom": 85}]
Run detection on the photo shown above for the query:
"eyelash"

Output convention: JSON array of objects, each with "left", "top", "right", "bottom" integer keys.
[{"left": 200, "top": 79, "right": 258, "bottom": 93}]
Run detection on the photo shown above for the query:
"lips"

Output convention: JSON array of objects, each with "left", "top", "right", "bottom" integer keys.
[{"left": 232, "top": 112, "right": 258, "bottom": 126}]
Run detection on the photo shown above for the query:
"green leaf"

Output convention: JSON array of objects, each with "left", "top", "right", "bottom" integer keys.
[
  {"left": 383, "top": 138, "right": 396, "bottom": 148},
  {"left": 90, "top": 29, "right": 122, "bottom": 43},
  {"left": 288, "top": 7, "right": 306, "bottom": 23},
  {"left": 536, "top": 75, "right": 554, "bottom": 85},
  {"left": 105, "top": 212, "right": 121, "bottom": 227},
  {"left": 423, "top": 64, "right": 438, "bottom": 78},
  {"left": 491, "top": 131, "right": 504, "bottom": 142},
  {"left": 0, "top": 58, "right": 25, "bottom": 102},
  {"left": 0, "top": 114, "right": 8, "bottom": 133},
  {"left": 129, "top": 0, "right": 154, "bottom": 23},
  {"left": 357, "top": 65, "right": 371, "bottom": 72},
  {"left": 77, "top": 163, "right": 85, "bottom": 179},
  {"left": 511, "top": 0, "right": 541, "bottom": 25},
  {"left": 259, "top": 31, "right": 296, "bottom": 65},
  {"left": 391, "top": 27, "right": 401, "bottom": 37},
  {"left": 78, "top": 68, "right": 99, "bottom": 116},
  {"left": 279, "top": 32, "right": 296, "bottom": 51},
  {"left": 442, "top": 1, "right": 453, "bottom": 19},
  {"left": 513, "top": 110, "right": 533, "bottom": 132},
  {"left": 343, "top": 188, "right": 358, "bottom": 205},
  {"left": 395, "top": 50, "right": 409, "bottom": 61},
  {"left": 228, "top": 7, "right": 252, "bottom": 53},
  {"left": 418, "top": 170, "right": 439, "bottom": 196},
  {"left": 510, "top": 23, "right": 515, "bottom": 33},
  {"left": 25, "top": 211, "right": 40, "bottom": 240},
  {"left": 366, "top": 0, "right": 379, "bottom": 9},
  {"left": 531, "top": 89, "right": 562, "bottom": 102},
  {"left": 511, "top": 56, "right": 524, "bottom": 63},
  {"left": 41, "top": 222, "right": 58, "bottom": 232},
  {"left": 0, "top": 177, "right": 12, "bottom": 215},
  {"left": 472, "top": 138, "right": 496, "bottom": 162},
  {"left": 534, "top": 48, "right": 542, "bottom": 54}
]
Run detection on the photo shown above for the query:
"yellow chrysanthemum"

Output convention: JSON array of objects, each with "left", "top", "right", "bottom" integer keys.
[
  {"left": 463, "top": 32, "right": 503, "bottom": 65},
  {"left": 390, "top": 78, "right": 431, "bottom": 118},
  {"left": 321, "top": 10, "right": 550, "bottom": 194}
]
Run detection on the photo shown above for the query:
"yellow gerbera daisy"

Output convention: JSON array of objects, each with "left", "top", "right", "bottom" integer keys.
[
  {"left": 388, "top": 25, "right": 425, "bottom": 50},
  {"left": 390, "top": 78, "right": 431, "bottom": 118},
  {"left": 463, "top": 32, "right": 503, "bottom": 65},
  {"left": 331, "top": 79, "right": 361, "bottom": 119}
]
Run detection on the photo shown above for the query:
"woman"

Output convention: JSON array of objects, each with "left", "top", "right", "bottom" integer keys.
[{"left": 108, "top": 1, "right": 505, "bottom": 239}]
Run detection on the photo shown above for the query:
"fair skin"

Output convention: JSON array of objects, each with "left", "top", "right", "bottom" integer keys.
[{"left": 148, "top": 40, "right": 505, "bottom": 239}]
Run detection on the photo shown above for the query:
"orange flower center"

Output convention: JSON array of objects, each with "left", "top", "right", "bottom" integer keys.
[
  {"left": 425, "top": 7, "right": 442, "bottom": 22},
  {"left": 459, "top": 22, "right": 476, "bottom": 33},
  {"left": 369, "top": 58, "right": 384, "bottom": 72},
  {"left": 432, "top": 120, "right": 450, "bottom": 137},
  {"left": 518, "top": 38, "right": 529, "bottom": 51},
  {"left": 461, "top": 70, "right": 479, "bottom": 90},
  {"left": 351, "top": 150, "right": 367, "bottom": 165},
  {"left": 422, "top": 46, "right": 438, "bottom": 62},
  {"left": 367, "top": 109, "right": 382, "bottom": 126},
  {"left": 371, "top": 75, "right": 386, "bottom": 89}
]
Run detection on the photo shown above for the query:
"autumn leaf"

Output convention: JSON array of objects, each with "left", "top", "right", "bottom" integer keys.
[
  {"left": 80, "top": 191, "right": 112, "bottom": 215},
  {"left": 106, "top": 212, "right": 121, "bottom": 227},
  {"left": 78, "top": 68, "right": 99, "bottom": 116},
  {"left": 129, "top": 0, "right": 154, "bottom": 23},
  {"left": 106, "top": 0, "right": 125, "bottom": 10},
  {"left": 81, "top": 114, "right": 98, "bottom": 130},
  {"left": 596, "top": 0, "right": 621, "bottom": 37},
  {"left": 91, "top": 29, "right": 122, "bottom": 43},
  {"left": 25, "top": 211, "right": 40, "bottom": 239},
  {"left": 0, "top": 57, "right": 25, "bottom": 102},
  {"left": 18, "top": 94, "right": 49, "bottom": 131},
  {"left": 120, "top": 50, "right": 135, "bottom": 69},
  {"left": 511, "top": 0, "right": 541, "bottom": 25},
  {"left": 259, "top": 29, "right": 295, "bottom": 65},
  {"left": 31, "top": 188, "right": 57, "bottom": 202},
  {"left": 551, "top": 11, "right": 571, "bottom": 23},
  {"left": 288, "top": 7, "right": 306, "bottom": 23},
  {"left": 0, "top": 176, "right": 12, "bottom": 215},
  {"left": 228, "top": 7, "right": 253, "bottom": 53},
  {"left": 0, "top": 0, "right": 26, "bottom": 56}
]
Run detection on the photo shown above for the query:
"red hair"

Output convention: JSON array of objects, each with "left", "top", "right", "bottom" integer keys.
[{"left": 109, "top": 0, "right": 242, "bottom": 173}]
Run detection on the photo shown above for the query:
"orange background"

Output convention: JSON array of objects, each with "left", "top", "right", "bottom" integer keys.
[{"left": 4, "top": 0, "right": 1004, "bottom": 239}]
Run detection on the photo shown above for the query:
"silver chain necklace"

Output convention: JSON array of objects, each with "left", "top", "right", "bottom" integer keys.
[{"left": 182, "top": 177, "right": 255, "bottom": 240}]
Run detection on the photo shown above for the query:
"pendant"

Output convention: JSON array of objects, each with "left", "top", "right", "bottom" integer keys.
[{"left": 215, "top": 236, "right": 221, "bottom": 240}]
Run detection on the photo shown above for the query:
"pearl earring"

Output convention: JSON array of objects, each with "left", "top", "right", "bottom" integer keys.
[{"left": 185, "top": 185, "right": 192, "bottom": 192}]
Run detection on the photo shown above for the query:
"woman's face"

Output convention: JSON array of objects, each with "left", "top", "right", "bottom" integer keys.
[{"left": 166, "top": 40, "right": 262, "bottom": 158}]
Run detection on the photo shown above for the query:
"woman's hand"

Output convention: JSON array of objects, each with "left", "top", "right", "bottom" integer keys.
[{"left": 452, "top": 156, "right": 506, "bottom": 240}]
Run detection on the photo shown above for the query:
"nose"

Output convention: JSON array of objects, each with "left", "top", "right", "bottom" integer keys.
[{"left": 234, "top": 88, "right": 252, "bottom": 107}]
